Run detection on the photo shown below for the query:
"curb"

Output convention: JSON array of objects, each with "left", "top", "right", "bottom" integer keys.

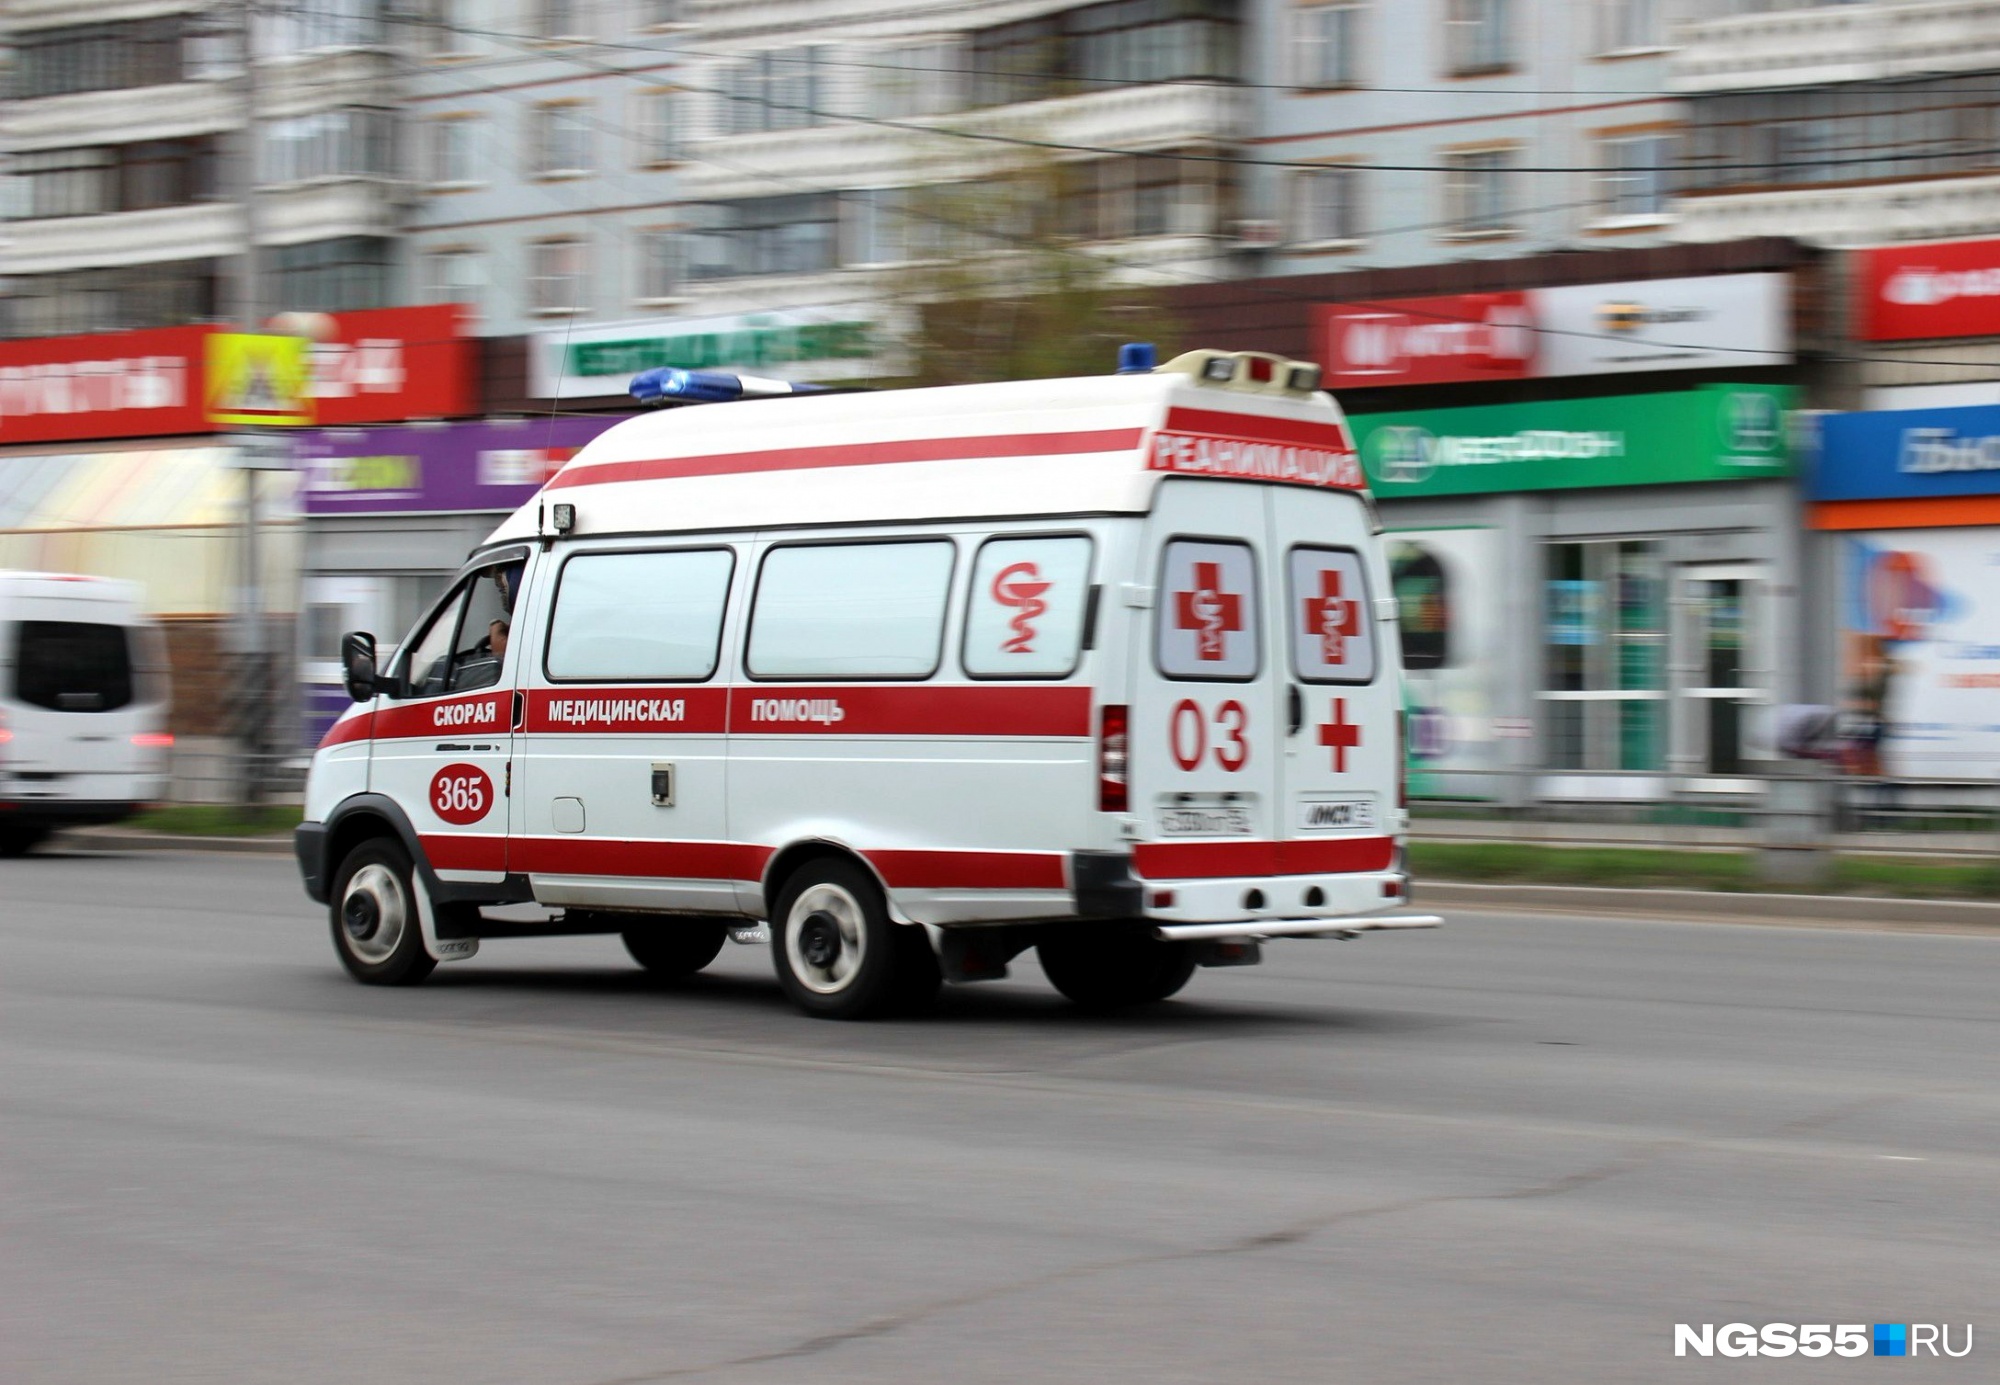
[
  {"left": 58, "top": 829, "right": 293, "bottom": 856},
  {"left": 1418, "top": 880, "right": 2000, "bottom": 929}
]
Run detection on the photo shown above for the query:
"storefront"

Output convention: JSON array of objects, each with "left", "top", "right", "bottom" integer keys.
[
  {"left": 296, "top": 414, "right": 633, "bottom": 744},
  {"left": 1810, "top": 404, "right": 2000, "bottom": 781},
  {"left": 1350, "top": 385, "right": 1801, "bottom": 801}
]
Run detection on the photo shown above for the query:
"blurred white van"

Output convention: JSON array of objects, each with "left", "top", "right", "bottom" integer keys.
[{"left": 0, "top": 573, "right": 172, "bottom": 855}]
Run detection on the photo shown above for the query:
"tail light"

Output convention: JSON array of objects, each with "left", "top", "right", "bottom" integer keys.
[
  {"left": 1397, "top": 709, "right": 1408, "bottom": 810},
  {"left": 132, "top": 732, "right": 174, "bottom": 749},
  {"left": 1098, "top": 704, "right": 1129, "bottom": 813}
]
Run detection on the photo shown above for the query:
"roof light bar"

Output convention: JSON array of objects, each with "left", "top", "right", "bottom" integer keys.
[
  {"left": 629, "top": 368, "right": 829, "bottom": 407},
  {"left": 1159, "top": 349, "right": 1328, "bottom": 398}
]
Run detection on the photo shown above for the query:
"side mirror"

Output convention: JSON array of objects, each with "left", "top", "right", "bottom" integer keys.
[{"left": 340, "top": 631, "right": 381, "bottom": 702}]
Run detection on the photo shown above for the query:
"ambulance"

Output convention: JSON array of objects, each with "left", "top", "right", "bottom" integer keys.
[{"left": 293, "top": 348, "right": 1438, "bottom": 1018}]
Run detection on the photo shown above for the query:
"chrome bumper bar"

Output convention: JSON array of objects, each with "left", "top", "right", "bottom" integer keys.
[{"left": 1153, "top": 914, "right": 1443, "bottom": 942}]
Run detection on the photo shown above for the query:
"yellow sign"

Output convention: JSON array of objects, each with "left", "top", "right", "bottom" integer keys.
[{"left": 205, "top": 333, "right": 314, "bottom": 427}]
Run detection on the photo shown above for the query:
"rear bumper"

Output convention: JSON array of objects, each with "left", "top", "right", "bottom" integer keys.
[
  {"left": 1156, "top": 914, "right": 1441, "bottom": 941},
  {"left": 0, "top": 798, "right": 144, "bottom": 829},
  {"left": 1068, "top": 849, "right": 1419, "bottom": 932}
]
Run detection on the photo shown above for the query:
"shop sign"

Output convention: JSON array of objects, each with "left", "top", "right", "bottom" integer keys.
[
  {"left": 1351, "top": 385, "right": 1793, "bottom": 497},
  {"left": 1842, "top": 531, "right": 2000, "bottom": 780},
  {"left": 534, "top": 309, "right": 882, "bottom": 399},
  {"left": 1316, "top": 274, "right": 1791, "bottom": 388},
  {"left": 0, "top": 305, "right": 475, "bottom": 446},
  {"left": 295, "top": 414, "right": 634, "bottom": 515},
  {"left": 1855, "top": 238, "right": 2000, "bottom": 341},
  {"left": 206, "top": 334, "right": 314, "bottom": 427},
  {"left": 1814, "top": 403, "right": 2000, "bottom": 501}
]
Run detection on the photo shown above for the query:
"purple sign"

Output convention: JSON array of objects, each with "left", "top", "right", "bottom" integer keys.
[{"left": 296, "top": 415, "right": 636, "bottom": 515}]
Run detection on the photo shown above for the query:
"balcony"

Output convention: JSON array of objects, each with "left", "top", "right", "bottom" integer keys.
[
  {"left": 1671, "top": 172, "right": 2000, "bottom": 245},
  {"left": 1, "top": 202, "right": 242, "bottom": 276},
  {"left": 681, "top": 81, "right": 1247, "bottom": 201},
  {"left": 1672, "top": 0, "right": 2000, "bottom": 93},
  {"left": 0, "top": 81, "right": 236, "bottom": 150}
]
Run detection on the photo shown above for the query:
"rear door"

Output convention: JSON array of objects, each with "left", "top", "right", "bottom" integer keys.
[
  {"left": 1129, "top": 479, "right": 1283, "bottom": 877},
  {"left": 1268, "top": 488, "right": 1398, "bottom": 870}
]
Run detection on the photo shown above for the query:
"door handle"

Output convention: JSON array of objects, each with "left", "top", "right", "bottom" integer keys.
[
  {"left": 512, "top": 690, "right": 526, "bottom": 731},
  {"left": 1287, "top": 684, "right": 1304, "bottom": 736}
]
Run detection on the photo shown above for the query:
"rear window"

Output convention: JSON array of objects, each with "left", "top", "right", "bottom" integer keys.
[
  {"left": 1156, "top": 539, "right": 1260, "bottom": 681},
  {"left": 748, "top": 540, "right": 955, "bottom": 680},
  {"left": 13, "top": 621, "right": 134, "bottom": 713},
  {"left": 1288, "top": 547, "right": 1376, "bottom": 683}
]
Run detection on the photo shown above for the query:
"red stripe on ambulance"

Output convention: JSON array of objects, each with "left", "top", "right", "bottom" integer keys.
[
  {"left": 1133, "top": 836, "right": 1394, "bottom": 880},
  {"left": 731, "top": 685, "right": 1092, "bottom": 737}
]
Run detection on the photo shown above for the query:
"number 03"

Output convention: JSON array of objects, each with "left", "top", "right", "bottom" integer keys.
[{"left": 1169, "top": 698, "right": 1250, "bottom": 772}]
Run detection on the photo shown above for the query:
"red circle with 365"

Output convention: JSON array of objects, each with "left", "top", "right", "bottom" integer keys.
[{"left": 429, "top": 764, "right": 495, "bottom": 825}]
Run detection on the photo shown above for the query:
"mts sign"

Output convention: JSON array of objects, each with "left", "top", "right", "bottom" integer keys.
[{"left": 1314, "top": 293, "right": 1536, "bottom": 388}]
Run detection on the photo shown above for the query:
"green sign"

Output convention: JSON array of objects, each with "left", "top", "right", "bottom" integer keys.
[
  {"left": 565, "top": 319, "right": 875, "bottom": 380},
  {"left": 1351, "top": 385, "right": 1793, "bottom": 498}
]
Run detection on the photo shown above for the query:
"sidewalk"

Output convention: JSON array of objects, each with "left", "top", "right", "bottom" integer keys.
[{"left": 1413, "top": 814, "right": 2000, "bottom": 860}]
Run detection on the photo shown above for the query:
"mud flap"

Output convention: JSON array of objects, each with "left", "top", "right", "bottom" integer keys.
[{"left": 412, "top": 871, "right": 479, "bottom": 963}]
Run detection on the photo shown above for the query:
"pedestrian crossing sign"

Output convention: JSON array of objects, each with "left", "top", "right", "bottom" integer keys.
[{"left": 205, "top": 333, "right": 314, "bottom": 427}]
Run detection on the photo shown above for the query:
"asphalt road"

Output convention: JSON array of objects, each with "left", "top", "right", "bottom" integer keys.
[{"left": 4, "top": 850, "right": 1996, "bottom": 1385}]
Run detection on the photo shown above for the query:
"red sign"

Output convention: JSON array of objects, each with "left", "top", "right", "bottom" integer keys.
[
  {"left": 1856, "top": 240, "right": 2000, "bottom": 341},
  {"left": 1314, "top": 292, "right": 1536, "bottom": 388},
  {"left": 0, "top": 326, "right": 210, "bottom": 445},
  {"left": 0, "top": 304, "right": 475, "bottom": 446},
  {"left": 429, "top": 763, "right": 496, "bottom": 825},
  {"left": 1317, "top": 697, "right": 1362, "bottom": 772}
]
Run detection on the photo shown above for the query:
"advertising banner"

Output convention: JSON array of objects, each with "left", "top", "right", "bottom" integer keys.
[
  {"left": 296, "top": 414, "right": 633, "bottom": 516},
  {"left": 1841, "top": 530, "right": 2000, "bottom": 779},
  {"left": 1316, "top": 273, "right": 1791, "bottom": 388},
  {"left": 1855, "top": 238, "right": 2000, "bottom": 341},
  {"left": 534, "top": 308, "right": 884, "bottom": 399},
  {"left": 1389, "top": 527, "right": 1505, "bottom": 797},
  {"left": 0, "top": 305, "right": 474, "bottom": 446},
  {"left": 1814, "top": 402, "right": 2000, "bottom": 501},
  {"left": 1352, "top": 385, "right": 1793, "bottom": 498}
]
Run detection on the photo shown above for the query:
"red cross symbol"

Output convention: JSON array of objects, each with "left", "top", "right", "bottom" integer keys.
[
  {"left": 1174, "top": 562, "right": 1244, "bottom": 661},
  {"left": 1318, "top": 697, "right": 1362, "bottom": 772},
  {"left": 1301, "top": 567, "right": 1361, "bottom": 665}
]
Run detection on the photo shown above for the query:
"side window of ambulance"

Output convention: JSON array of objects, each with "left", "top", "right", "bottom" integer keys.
[
  {"left": 393, "top": 560, "right": 522, "bottom": 698},
  {"left": 545, "top": 549, "right": 734, "bottom": 681},
  {"left": 1156, "top": 539, "right": 1260, "bottom": 680},
  {"left": 963, "top": 536, "right": 1094, "bottom": 678},
  {"left": 397, "top": 585, "right": 470, "bottom": 700},
  {"left": 748, "top": 540, "right": 955, "bottom": 680},
  {"left": 1288, "top": 547, "right": 1376, "bottom": 684}
]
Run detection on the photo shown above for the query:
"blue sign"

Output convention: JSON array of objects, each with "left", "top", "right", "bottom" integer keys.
[{"left": 1814, "top": 403, "right": 2000, "bottom": 501}]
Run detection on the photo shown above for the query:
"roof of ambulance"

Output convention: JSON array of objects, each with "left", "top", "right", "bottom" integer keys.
[{"left": 485, "top": 371, "right": 1356, "bottom": 546}]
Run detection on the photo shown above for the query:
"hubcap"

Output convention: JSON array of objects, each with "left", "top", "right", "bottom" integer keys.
[
  {"left": 340, "top": 862, "right": 408, "bottom": 964},
  {"left": 784, "top": 884, "right": 866, "bottom": 995}
]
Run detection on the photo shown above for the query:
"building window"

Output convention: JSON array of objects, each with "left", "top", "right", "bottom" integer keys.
[
  {"left": 427, "top": 116, "right": 481, "bottom": 185},
  {"left": 271, "top": 237, "right": 396, "bottom": 313},
  {"left": 870, "top": 40, "right": 964, "bottom": 118},
  {"left": 1598, "top": 0, "right": 1658, "bottom": 52},
  {"left": 1055, "top": 153, "right": 1221, "bottom": 243},
  {"left": 636, "top": 89, "right": 678, "bottom": 164},
  {"left": 636, "top": 229, "right": 679, "bottom": 300},
  {"left": 0, "top": 260, "right": 218, "bottom": 339},
  {"left": 1296, "top": 2, "right": 1364, "bottom": 88},
  {"left": 639, "top": 0, "right": 683, "bottom": 26},
  {"left": 538, "top": 0, "right": 585, "bottom": 38},
  {"left": 258, "top": 0, "right": 382, "bottom": 55},
  {"left": 719, "top": 48, "right": 826, "bottom": 135},
  {"left": 970, "top": 0, "right": 1241, "bottom": 108},
  {"left": 531, "top": 103, "right": 592, "bottom": 177},
  {"left": 425, "top": 247, "right": 486, "bottom": 316},
  {"left": 1599, "top": 133, "right": 1674, "bottom": 218},
  {"left": 685, "top": 194, "right": 839, "bottom": 279},
  {"left": 1542, "top": 541, "right": 1665, "bottom": 773},
  {"left": 12, "top": 16, "right": 186, "bottom": 99},
  {"left": 262, "top": 108, "right": 396, "bottom": 185},
  {"left": 1295, "top": 166, "right": 1362, "bottom": 243},
  {"left": 1442, "top": 148, "right": 1515, "bottom": 234},
  {"left": 1446, "top": 0, "right": 1511, "bottom": 75},
  {"left": 530, "top": 237, "right": 590, "bottom": 313},
  {"left": 10, "top": 139, "right": 222, "bottom": 218},
  {"left": 11, "top": 149, "right": 116, "bottom": 219}
]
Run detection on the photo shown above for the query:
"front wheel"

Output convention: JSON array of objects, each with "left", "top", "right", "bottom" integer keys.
[
  {"left": 1037, "top": 925, "right": 1195, "bottom": 1011},
  {"left": 770, "top": 858, "right": 937, "bottom": 1019},
  {"left": 623, "top": 921, "right": 728, "bottom": 979},
  {"left": 329, "top": 837, "right": 437, "bottom": 987}
]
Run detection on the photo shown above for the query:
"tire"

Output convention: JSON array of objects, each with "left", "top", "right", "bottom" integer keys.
[
  {"left": 329, "top": 837, "right": 437, "bottom": 987},
  {"left": 0, "top": 827, "right": 49, "bottom": 857},
  {"left": 770, "top": 857, "right": 933, "bottom": 1020},
  {"left": 623, "top": 921, "right": 728, "bottom": 979},
  {"left": 1037, "top": 924, "right": 1196, "bottom": 1011}
]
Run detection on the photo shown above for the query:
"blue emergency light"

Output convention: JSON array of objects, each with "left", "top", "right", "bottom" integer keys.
[{"left": 629, "top": 367, "right": 827, "bottom": 406}]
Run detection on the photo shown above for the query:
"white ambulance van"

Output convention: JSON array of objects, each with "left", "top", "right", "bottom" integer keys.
[
  {"left": 295, "top": 350, "right": 1437, "bottom": 1017},
  {"left": 0, "top": 572, "right": 172, "bottom": 854}
]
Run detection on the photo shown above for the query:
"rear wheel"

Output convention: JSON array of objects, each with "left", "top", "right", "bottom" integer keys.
[
  {"left": 329, "top": 837, "right": 437, "bottom": 987},
  {"left": 623, "top": 922, "right": 728, "bottom": 979},
  {"left": 770, "top": 858, "right": 937, "bottom": 1019},
  {"left": 0, "top": 827, "right": 49, "bottom": 857},
  {"left": 1037, "top": 924, "right": 1196, "bottom": 1011}
]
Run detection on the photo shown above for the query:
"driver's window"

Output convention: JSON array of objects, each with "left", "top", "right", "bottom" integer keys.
[{"left": 393, "top": 559, "right": 524, "bottom": 700}]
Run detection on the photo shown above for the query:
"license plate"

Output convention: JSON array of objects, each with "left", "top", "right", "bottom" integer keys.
[
  {"left": 1159, "top": 807, "right": 1254, "bottom": 837},
  {"left": 1298, "top": 798, "right": 1376, "bottom": 831}
]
